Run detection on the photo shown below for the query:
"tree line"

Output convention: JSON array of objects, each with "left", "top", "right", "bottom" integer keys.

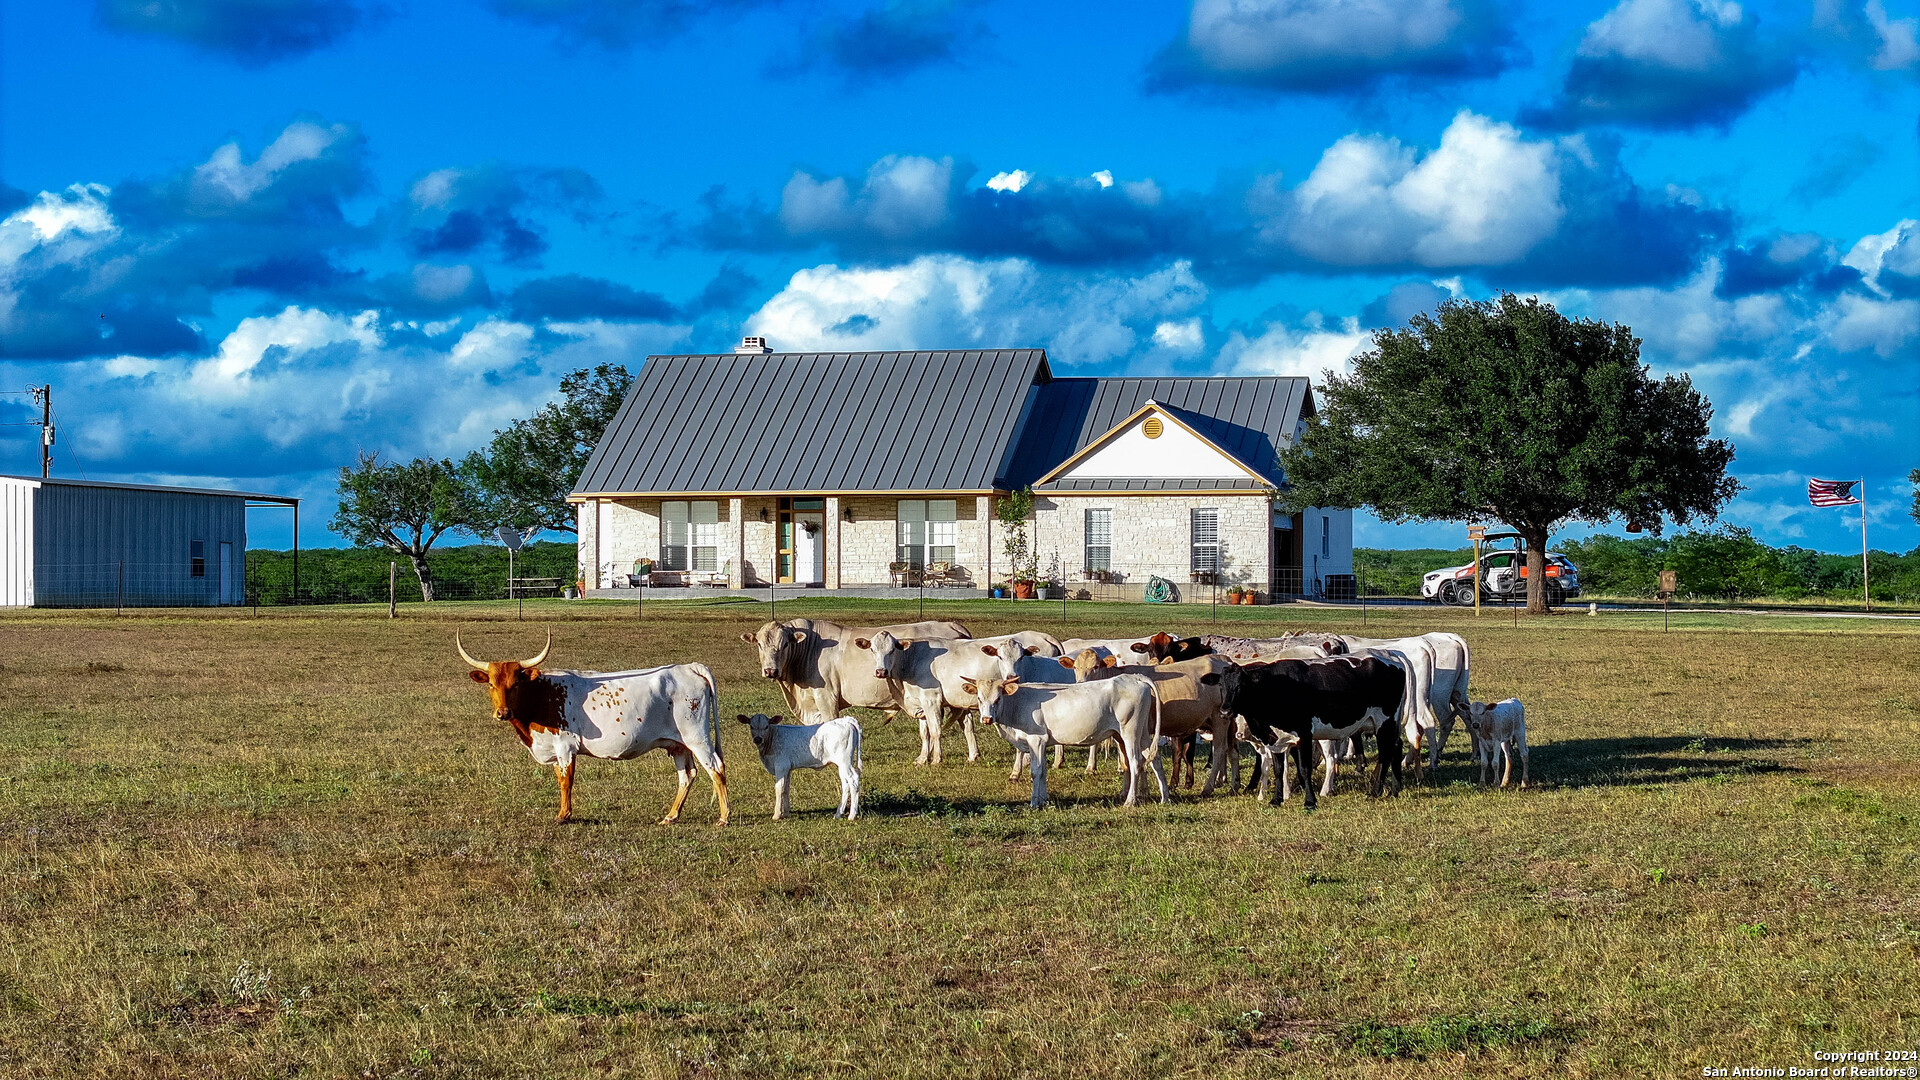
[
  {"left": 331, "top": 364, "right": 631, "bottom": 600},
  {"left": 1357, "top": 530, "right": 1920, "bottom": 604}
]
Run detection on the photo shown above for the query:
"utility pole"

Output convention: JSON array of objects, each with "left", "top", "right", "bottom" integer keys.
[{"left": 29, "top": 385, "right": 52, "bottom": 478}]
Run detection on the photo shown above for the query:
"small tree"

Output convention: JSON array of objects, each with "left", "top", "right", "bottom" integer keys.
[
  {"left": 332, "top": 453, "right": 478, "bottom": 601},
  {"left": 463, "top": 364, "right": 633, "bottom": 539},
  {"left": 997, "top": 487, "right": 1035, "bottom": 585},
  {"left": 1277, "top": 294, "right": 1740, "bottom": 613}
]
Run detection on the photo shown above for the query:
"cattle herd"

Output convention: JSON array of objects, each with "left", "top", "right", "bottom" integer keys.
[{"left": 455, "top": 617, "right": 1531, "bottom": 825}]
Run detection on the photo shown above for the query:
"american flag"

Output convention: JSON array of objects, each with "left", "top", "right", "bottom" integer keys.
[{"left": 1808, "top": 478, "right": 1861, "bottom": 507}]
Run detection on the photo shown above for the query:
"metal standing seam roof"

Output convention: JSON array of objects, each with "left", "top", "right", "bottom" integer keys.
[
  {"left": 0, "top": 474, "right": 300, "bottom": 503},
  {"left": 1000, "top": 376, "right": 1311, "bottom": 490},
  {"left": 572, "top": 350, "right": 1052, "bottom": 495}
]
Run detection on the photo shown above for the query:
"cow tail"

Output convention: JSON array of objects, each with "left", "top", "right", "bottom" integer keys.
[
  {"left": 689, "top": 662, "right": 723, "bottom": 773},
  {"left": 1142, "top": 684, "right": 1163, "bottom": 764}
]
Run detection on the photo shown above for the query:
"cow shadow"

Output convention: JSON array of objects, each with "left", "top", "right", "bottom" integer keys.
[
  {"left": 1414, "top": 734, "right": 1809, "bottom": 791},
  {"left": 1206, "top": 734, "right": 1811, "bottom": 798},
  {"left": 855, "top": 785, "right": 1206, "bottom": 824}
]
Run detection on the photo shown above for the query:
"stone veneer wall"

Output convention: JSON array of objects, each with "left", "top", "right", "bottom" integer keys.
[
  {"left": 1032, "top": 494, "right": 1273, "bottom": 601},
  {"left": 836, "top": 496, "right": 991, "bottom": 585}
]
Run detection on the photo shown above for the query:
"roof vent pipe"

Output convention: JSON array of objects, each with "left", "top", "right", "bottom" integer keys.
[{"left": 735, "top": 336, "right": 773, "bottom": 354}]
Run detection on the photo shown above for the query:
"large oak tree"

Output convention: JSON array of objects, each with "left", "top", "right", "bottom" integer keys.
[
  {"left": 331, "top": 453, "right": 479, "bottom": 601},
  {"left": 1277, "top": 293, "right": 1740, "bottom": 613},
  {"left": 462, "top": 363, "right": 633, "bottom": 539}
]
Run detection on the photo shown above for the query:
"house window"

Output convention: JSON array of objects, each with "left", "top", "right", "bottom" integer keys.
[
  {"left": 1321, "top": 515, "right": 1331, "bottom": 558},
  {"left": 661, "top": 501, "right": 720, "bottom": 572},
  {"left": 190, "top": 539, "right": 206, "bottom": 578},
  {"left": 896, "top": 499, "right": 957, "bottom": 568},
  {"left": 1190, "top": 508, "right": 1219, "bottom": 574},
  {"left": 1084, "top": 509, "right": 1111, "bottom": 572}
]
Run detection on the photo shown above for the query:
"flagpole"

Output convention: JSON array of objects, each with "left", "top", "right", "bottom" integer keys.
[{"left": 1861, "top": 477, "right": 1870, "bottom": 613}]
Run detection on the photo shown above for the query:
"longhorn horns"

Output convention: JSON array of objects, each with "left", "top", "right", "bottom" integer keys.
[{"left": 456, "top": 630, "right": 552, "bottom": 671}]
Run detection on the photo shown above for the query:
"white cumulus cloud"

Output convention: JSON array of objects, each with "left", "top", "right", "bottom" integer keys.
[
  {"left": 744, "top": 255, "right": 1207, "bottom": 366},
  {"left": 1282, "top": 111, "right": 1564, "bottom": 267}
]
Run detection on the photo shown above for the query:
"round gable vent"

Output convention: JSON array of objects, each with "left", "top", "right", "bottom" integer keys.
[{"left": 1142, "top": 416, "right": 1164, "bottom": 439}]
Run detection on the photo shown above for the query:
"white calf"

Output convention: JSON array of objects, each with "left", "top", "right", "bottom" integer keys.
[
  {"left": 1464, "top": 698, "right": 1528, "bottom": 788},
  {"left": 737, "top": 713, "right": 863, "bottom": 819}
]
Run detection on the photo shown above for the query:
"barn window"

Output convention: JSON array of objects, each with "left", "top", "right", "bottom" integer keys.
[
  {"left": 1084, "top": 508, "right": 1111, "bottom": 571},
  {"left": 661, "top": 501, "right": 720, "bottom": 572},
  {"left": 1321, "top": 515, "right": 1330, "bottom": 558},
  {"left": 1190, "top": 508, "right": 1219, "bottom": 574},
  {"left": 189, "top": 540, "right": 206, "bottom": 578},
  {"left": 896, "top": 499, "right": 956, "bottom": 568}
]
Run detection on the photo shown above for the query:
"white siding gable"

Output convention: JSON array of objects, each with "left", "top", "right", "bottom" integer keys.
[
  {"left": 0, "top": 477, "right": 36, "bottom": 607},
  {"left": 1055, "top": 408, "right": 1257, "bottom": 481}
]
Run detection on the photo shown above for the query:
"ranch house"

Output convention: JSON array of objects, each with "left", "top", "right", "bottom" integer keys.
[{"left": 571, "top": 341, "right": 1353, "bottom": 602}]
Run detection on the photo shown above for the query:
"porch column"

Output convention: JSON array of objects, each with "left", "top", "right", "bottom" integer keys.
[
  {"left": 824, "top": 496, "right": 842, "bottom": 589},
  {"left": 977, "top": 495, "right": 992, "bottom": 590},
  {"left": 729, "top": 497, "right": 745, "bottom": 589}
]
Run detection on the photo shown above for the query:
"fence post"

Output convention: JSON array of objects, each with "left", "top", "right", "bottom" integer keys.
[
  {"left": 388, "top": 561, "right": 397, "bottom": 619},
  {"left": 1360, "top": 569, "right": 1366, "bottom": 627}
]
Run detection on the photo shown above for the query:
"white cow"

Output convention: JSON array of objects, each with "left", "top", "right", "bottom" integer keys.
[
  {"left": 964, "top": 674, "right": 1168, "bottom": 808},
  {"left": 740, "top": 618, "right": 971, "bottom": 724},
  {"left": 458, "top": 634, "right": 727, "bottom": 825},
  {"left": 737, "top": 713, "right": 863, "bottom": 819},
  {"left": 859, "top": 631, "right": 1060, "bottom": 764},
  {"left": 1331, "top": 633, "right": 1471, "bottom": 776},
  {"left": 1464, "top": 698, "right": 1529, "bottom": 788}
]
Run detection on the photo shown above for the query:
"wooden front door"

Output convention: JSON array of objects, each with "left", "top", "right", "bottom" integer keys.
[{"left": 775, "top": 498, "right": 826, "bottom": 584}]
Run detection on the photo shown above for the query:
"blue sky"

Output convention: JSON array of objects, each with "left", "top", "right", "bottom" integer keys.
[{"left": 2, "top": 0, "right": 1915, "bottom": 552}]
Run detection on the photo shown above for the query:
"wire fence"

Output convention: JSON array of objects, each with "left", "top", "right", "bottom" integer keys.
[
  {"left": 14, "top": 561, "right": 575, "bottom": 609},
  {"left": 15, "top": 557, "right": 1903, "bottom": 617}
]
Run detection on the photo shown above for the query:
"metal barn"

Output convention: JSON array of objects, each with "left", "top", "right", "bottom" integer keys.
[{"left": 0, "top": 476, "right": 298, "bottom": 608}]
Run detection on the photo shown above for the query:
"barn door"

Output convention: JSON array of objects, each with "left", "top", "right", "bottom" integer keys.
[{"left": 218, "top": 542, "right": 233, "bottom": 605}]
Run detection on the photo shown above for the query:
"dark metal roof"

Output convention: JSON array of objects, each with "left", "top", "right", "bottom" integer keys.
[
  {"left": 0, "top": 475, "right": 299, "bottom": 503},
  {"left": 573, "top": 350, "right": 1052, "bottom": 494},
  {"left": 1035, "top": 477, "right": 1272, "bottom": 492},
  {"left": 1001, "top": 377, "right": 1310, "bottom": 489}
]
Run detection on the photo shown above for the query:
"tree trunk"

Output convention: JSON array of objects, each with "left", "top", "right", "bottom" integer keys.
[
  {"left": 409, "top": 554, "right": 436, "bottom": 602},
  {"left": 1523, "top": 528, "right": 1550, "bottom": 615}
]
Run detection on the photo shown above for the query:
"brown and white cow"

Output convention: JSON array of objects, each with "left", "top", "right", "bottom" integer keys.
[
  {"left": 739, "top": 618, "right": 972, "bottom": 724},
  {"left": 459, "top": 634, "right": 728, "bottom": 825}
]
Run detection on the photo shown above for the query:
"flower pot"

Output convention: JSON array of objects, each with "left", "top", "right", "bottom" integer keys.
[
  {"left": 1012, "top": 582, "right": 1035, "bottom": 600},
  {"left": 1240, "top": 593, "right": 1256, "bottom": 605},
  {"left": 990, "top": 587, "right": 1007, "bottom": 599}
]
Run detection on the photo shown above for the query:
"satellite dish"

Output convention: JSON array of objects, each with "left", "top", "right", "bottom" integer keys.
[{"left": 494, "top": 526, "right": 524, "bottom": 552}]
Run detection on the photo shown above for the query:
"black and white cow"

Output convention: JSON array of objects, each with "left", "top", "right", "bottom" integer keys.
[{"left": 1232, "top": 656, "right": 1408, "bottom": 809}]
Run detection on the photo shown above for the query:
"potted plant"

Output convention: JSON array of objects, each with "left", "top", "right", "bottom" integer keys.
[
  {"left": 1226, "top": 585, "right": 1246, "bottom": 604},
  {"left": 997, "top": 487, "right": 1036, "bottom": 599},
  {"left": 990, "top": 583, "right": 1009, "bottom": 599}
]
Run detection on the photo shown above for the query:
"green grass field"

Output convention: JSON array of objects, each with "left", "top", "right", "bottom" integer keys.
[{"left": 1, "top": 598, "right": 1916, "bottom": 1078}]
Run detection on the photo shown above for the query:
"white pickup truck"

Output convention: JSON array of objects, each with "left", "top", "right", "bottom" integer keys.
[{"left": 1421, "top": 545, "right": 1581, "bottom": 606}]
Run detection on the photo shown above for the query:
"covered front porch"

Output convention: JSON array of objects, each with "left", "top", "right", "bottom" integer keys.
[{"left": 577, "top": 492, "right": 1001, "bottom": 592}]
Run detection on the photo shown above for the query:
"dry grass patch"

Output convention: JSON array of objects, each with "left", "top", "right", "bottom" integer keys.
[{"left": 0, "top": 600, "right": 1915, "bottom": 1077}]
